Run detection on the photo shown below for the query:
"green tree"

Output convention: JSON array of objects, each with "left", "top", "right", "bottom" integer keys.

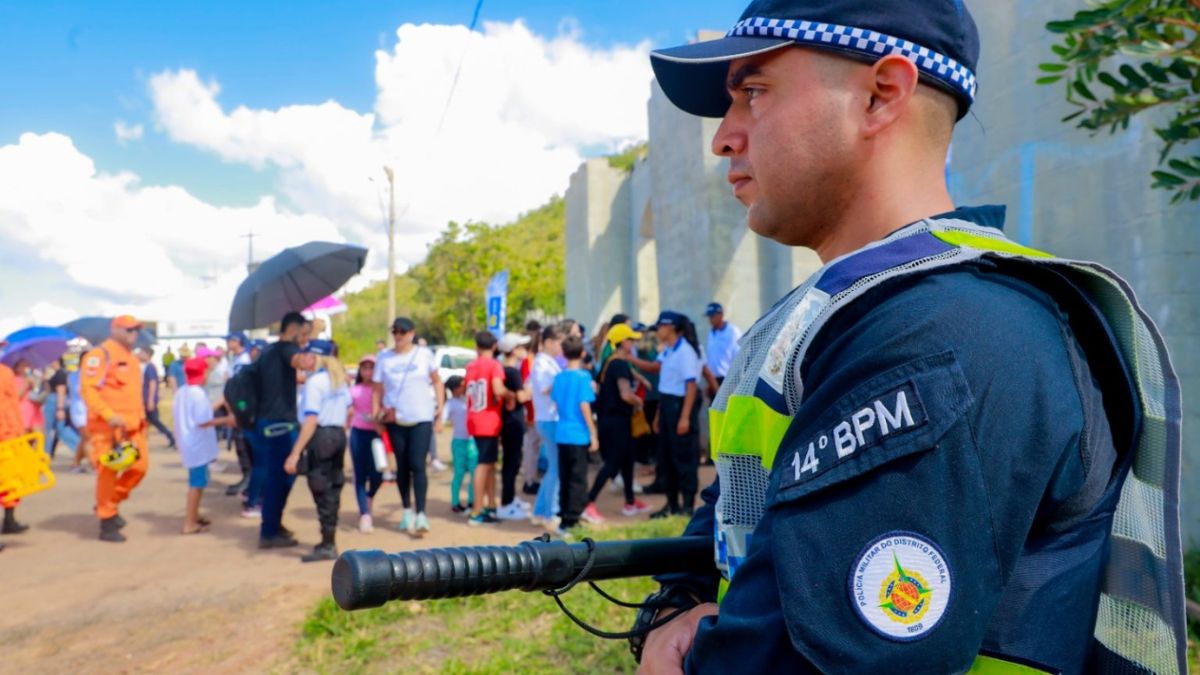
[
  {"left": 1039, "top": 0, "right": 1200, "bottom": 202},
  {"left": 333, "top": 196, "right": 565, "bottom": 362}
]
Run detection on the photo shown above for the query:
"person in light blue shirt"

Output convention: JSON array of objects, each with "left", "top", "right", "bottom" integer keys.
[
  {"left": 704, "top": 302, "right": 742, "bottom": 385},
  {"left": 283, "top": 340, "right": 351, "bottom": 562},
  {"left": 550, "top": 336, "right": 598, "bottom": 534},
  {"left": 651, "top": 311, "right": 702, "bottom": 517}
]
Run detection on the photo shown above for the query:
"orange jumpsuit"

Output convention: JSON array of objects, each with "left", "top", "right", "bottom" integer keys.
[
  {"left": 80, "top": 339, "right": 148, "bottom": 519},
  {"left": 0, "top": 364, "right": 24, "bottom": 507}
]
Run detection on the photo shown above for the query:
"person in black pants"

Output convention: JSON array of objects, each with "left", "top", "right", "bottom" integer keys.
[
  {"left": 284, "top": 341, "right": 350, "bottom": 562},
  {"left": 631, "top": 311, "right": 702, "bottom": 518},
  {"left": 551, "top": 336, "right": 598, "bottom": 533},
  {"left": 497, "top": 333, "right": 532, "bottom": 520},
  {"left": 137, "top": 348, "right": 176, "bottom": 448},
  {"left": 585, "top": 324, "right": 652, "bottom": 519},
  {"left": 255, "top": 312, "right": 316, "bottom": 549}
]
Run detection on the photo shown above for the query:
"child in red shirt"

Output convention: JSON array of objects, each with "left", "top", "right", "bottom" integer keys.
[{"left": 465, "top": 331, "right": 511, "bottom": 525}]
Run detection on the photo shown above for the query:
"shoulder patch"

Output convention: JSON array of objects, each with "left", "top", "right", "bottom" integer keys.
[
  {"left": 779, "top": 383, "right": 927, "bottom": 491},
  {"left": 850, "top": 531, "right": 952, "bottom": 641},
  {"left": 769, "top": 351, "right": 973, "bottom": 505}
]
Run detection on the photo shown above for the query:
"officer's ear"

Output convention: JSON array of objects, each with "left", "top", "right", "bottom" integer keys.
[{"left": 861, "top": 54, "right": 920, "bottom": 139}]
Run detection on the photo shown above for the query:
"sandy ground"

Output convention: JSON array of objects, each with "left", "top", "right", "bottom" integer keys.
[{"left": 0, "top": 426, "right": 705, "bottom": 674}]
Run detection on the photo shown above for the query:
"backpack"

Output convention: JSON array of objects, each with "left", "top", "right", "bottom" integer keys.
[{"left": 223, "top": 357, "right": 260, "bottom": 430}]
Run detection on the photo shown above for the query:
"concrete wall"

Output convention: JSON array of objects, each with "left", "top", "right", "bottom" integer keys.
[
  {"left": 564, "top": 159, "right": 633, "bottom": 332},
  {"left": 951, "top": 0, "right": 1200, "bottom": 544},
  {"left": 645, "top": 80, "right": 806, "bottom": 338}
]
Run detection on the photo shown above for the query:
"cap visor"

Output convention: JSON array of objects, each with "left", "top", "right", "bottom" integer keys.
[{"left": 651, "top": 36, "right": 792, "bottom": 118}]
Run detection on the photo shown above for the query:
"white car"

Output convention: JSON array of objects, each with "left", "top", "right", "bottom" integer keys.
[{"left": 432, "top": 345, "right": 475, "bottom": 383}]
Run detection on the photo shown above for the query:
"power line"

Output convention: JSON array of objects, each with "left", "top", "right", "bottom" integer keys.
[{"left": 435, "top": 0, "right": 485, "bottom": 135}]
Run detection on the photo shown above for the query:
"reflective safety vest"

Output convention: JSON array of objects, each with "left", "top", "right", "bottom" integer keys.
[{"left": 708, "top": 216, "right": 1185, "bottom": 674}]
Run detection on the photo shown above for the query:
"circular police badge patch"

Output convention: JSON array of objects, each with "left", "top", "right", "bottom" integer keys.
[{"left": 849, "top": 531, "right": 952, "bottom": 641}]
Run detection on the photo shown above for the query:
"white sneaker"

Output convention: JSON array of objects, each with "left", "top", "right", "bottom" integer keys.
[
  {"left": 431, "top": 458, "right": 448, "bottom": 472},
  {"left": 529, "top": 515, "right": 545, "bottom": 526},
  {"left": 608, "top": 476, "right": 644, "bottom": 494},
  {"left": 398, "top": 509, "right": 415, "bottom": 532},
  {"left": 514, "top": 497, "right": 532, "bottom": 511},
  {"left": 496, "top": 503, "right": 527, "bottom": 520},
  {"left": 359, "top": 513, "right": 374, "bottom": 533},
  {"left": 415, "top": 512, "right": 430, "bottom": 533},
  {"left": 241, "top": 507, "right": 262, "bottom": 519}
]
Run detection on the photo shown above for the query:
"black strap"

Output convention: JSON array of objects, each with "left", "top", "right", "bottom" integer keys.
[{"left": 540, "top": 536, "right": 693, "bottom": 641}]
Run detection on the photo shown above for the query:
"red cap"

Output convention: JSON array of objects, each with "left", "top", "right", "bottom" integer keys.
[
  {"left": 111, "top": 315, "right": 144, "bottom": 330},
  {"left": 184, "top": 357, "right": 208, "bottom": 385}
]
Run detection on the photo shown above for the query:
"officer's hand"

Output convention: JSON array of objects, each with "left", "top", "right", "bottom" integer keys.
[
  {"left": 638, "top": 603, "right": 718, "bottom": 675},
  {"left": 107, "top": 414, "right": 126, "bottom": 431},
  {"left": 676, "top": 418, "right": 690, "bottom": 436}
]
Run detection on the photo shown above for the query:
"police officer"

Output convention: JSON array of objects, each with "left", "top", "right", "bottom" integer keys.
[
  {"left": 636, "top": 1, "right": 1185, "bottom": 673},
  {"left": 80, "top": 315, "right": 149, "bottom": 543},
  {"left": 702, "top": 303, "right": 740, "bottom": 391},
  {"left": 284, "top": 339, "right": 351, "bottom": 563}
]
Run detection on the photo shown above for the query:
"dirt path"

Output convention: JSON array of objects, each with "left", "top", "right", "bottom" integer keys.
[{"left": 1, "top": 429, "right": 700, "bottom": 674}]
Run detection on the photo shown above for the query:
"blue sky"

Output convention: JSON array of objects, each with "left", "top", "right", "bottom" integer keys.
[
  {"left": 0, "top": 1, "right": 745, "bottom": 332},
  {"left": 0, "top": 1, "right": 739, "bottom": 207}
]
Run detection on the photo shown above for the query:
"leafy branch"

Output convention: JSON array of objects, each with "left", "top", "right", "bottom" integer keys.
[{"left": 1039, "top": 0, "right": 1200, "bottom": 203}]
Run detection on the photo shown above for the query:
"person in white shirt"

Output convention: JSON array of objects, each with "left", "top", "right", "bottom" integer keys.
[
  {"left": 628, "top": 311, "right": 703, "bottom": 518},
  {"left": 173, "top": 357, "right": 233, "bottom": 535},
  {"left": 704, "top": 302, "right": 742, "bottom": 388},
  {"left": 371, "top": 317, "right": 444, "bottom": 535},
  {"left": 441, "top": 375, "right": 476, "bottom": 513},
  {"left": 529, "top": 324, "right": 564, "bottom": 527},
  {"left": 284, "top": 340, "right": 352, "bottom": 562}
]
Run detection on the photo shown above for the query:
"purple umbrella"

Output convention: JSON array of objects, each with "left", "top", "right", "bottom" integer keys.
[{"left": 0, "top": 326, "right": 75, "bottom": 369}]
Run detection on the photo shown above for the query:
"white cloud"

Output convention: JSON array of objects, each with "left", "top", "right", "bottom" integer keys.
[
  {"left": 148, "top": 19, "right": 652, "bottom": 266},
  {"left": 113, "top": 120, "right": 144, "bottom": 144},
  {"left": 0, "top": 19, "right": 653, "bottom": 336},
  {"left": 0, "top": 132, "right": 343, "bottom": 329}
]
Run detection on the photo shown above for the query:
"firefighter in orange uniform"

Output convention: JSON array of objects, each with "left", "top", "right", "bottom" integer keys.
[
  {"left": 80, "top": 316, "right": 148, "bottom": 543},
  {"left": 0, "top": 342, "right": 31, "bottom": 548}
]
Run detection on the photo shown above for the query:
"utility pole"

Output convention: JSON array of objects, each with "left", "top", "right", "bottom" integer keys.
[
  {"left": 240, "top": 227, "right": 258, "bottom": 274},
  {"left": 382, "top": 165, "right": 397, "bottom": 337}
]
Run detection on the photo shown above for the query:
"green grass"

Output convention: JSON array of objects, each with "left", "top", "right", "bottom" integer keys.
[
  {"left": 288, "top": 517, "right": 691, "bottom": 674},
  {"left": 291, "top": 531, "right": 1200, "bottom": 673}
]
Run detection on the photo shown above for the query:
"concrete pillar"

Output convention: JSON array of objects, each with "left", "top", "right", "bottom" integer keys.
[{"left": 564, "top": 159, "right": 632, "bottom": 331}]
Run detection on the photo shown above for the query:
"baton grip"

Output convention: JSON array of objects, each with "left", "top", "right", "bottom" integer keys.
[{"left": 332, "top": 536, "right": 713, "bottom": 610}]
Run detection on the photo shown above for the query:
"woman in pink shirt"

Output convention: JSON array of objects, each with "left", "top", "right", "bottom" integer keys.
[
  {"left": 12, "top": 359, "right": 45, "bottom": 434},
  {"left": 348, "top": 355, "right": 383, "bottom": 532}
]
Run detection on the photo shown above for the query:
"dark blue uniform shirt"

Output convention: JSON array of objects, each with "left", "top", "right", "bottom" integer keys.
[{"left": 667, "top": 208, "right": 1130, "bottom": 674}]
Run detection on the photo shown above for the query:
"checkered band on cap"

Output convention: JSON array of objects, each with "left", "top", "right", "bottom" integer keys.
[{"left": 727, "top": 17, "right": 977, "bottom": 102}]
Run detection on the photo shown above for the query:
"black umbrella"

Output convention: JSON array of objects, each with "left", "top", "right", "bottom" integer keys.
[
  {"left": 228, "top": 241, "right": 368, "bottom": 331},
  {"left": 59, "top": 316, "right": 157, "bottom": 349}
]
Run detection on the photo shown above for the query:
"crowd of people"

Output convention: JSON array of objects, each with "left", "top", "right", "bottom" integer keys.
[{"left": 0, "top": 301, "right": 742, "bottom": 556}]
